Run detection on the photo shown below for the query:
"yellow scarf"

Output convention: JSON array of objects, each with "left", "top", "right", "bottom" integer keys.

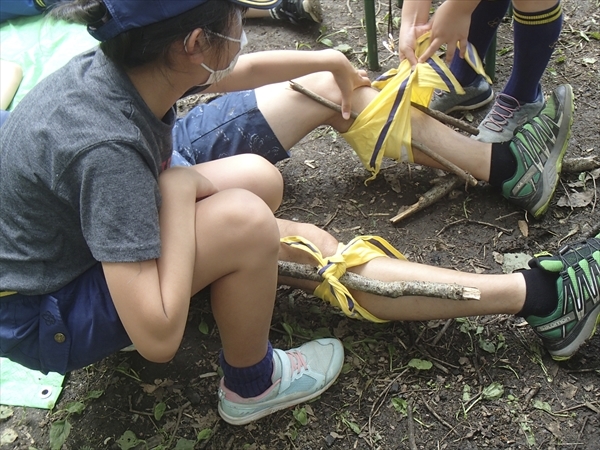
[{"left": 342, "top": 33, "right": 490, "bottom": 182}]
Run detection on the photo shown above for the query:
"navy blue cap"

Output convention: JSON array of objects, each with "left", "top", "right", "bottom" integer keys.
[{"left": 88, "top": 0, "right": 281, "bottom": 41}]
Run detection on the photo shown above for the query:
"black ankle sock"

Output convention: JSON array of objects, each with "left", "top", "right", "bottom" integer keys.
[
  {"left": 488, "top": 142, "right": 517, "bottom": 187},
  {"left": 518, "top": 268, "right": 560, "bottom": 317}
]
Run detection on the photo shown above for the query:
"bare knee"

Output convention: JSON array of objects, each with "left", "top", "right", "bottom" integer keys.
[
  {"left": 296, "top": 72, "right": 343, "bottom": 109},
  {"left": 200, "top": 188, "right": 280, "bottom": 256},
  {"left": 278, "top": 220, "right": 339, "bottom": 262},
  {"left": 233, "top": 154, "right": 283, "bottom": 211}
]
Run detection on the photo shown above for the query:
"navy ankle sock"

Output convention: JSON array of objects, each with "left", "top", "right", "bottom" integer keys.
[
  {"left": 503, "top": 2, "right": 563, "bottom": 102},
  {"left": 488, "top": 142, "right": 517, "bottom": 187},
  {"left": 220, "top": 341, "right": 273, "bottom": 398},
  {"left": 449, "top": 0, "right": 510, "bottom": 85},
  {"left": 518, "top": 268, "right": 559, "bottom": 317}
]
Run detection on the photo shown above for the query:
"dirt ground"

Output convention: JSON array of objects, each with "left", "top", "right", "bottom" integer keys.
[{"left": 1, "top": 1, "right": 599, "bottom": 449}]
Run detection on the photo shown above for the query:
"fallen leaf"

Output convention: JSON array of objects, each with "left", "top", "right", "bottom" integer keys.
[
  {"left": 533, "top": 400, "right": 552, "bottom": 413},
  {"left": 493, "top": 251, "right": 504, "bottom": 264},
  {"left": 545, "top": 421, "right": 562, "bottom": 439},
  {"left": 0, "top": 428, "right": 17, "bottom": 446},
  {"left": 518, "top": 220, "right": 529, "bottom": 237},
  {"left": 482, "top": 382, "right": 504, "bottom": 400},
  {"left": 141, "top": 383, "right": 158, "bottom": 394},
  {"left": 501, "top": 253, "right": 531, "bottom": 274},
  {"left": 557, "top": 190, "right": 595, "bottom": 208},
  {"left": 0, "top": 406, "right": 13, "bottom": 420}
]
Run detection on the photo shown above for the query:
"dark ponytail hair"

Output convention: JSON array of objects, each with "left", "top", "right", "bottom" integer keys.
[{"left": 49, "top": 0, "right": 242, "bottom": 69}]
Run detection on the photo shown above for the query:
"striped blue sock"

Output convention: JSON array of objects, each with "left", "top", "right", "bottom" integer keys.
[
  {"left": 449, "top": 0, "right": 511, "bottom": 86},
  {"left": 503, "top": 2, "right": 563, "bottom": 102}
]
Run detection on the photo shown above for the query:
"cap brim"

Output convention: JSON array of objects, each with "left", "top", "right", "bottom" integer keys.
[{"left": 229, "top": 0, "right": 282, "bottom": 9}]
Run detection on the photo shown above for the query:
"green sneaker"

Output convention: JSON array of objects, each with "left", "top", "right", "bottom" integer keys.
[
  {"left": 525, "top": 234, "right": 600, "bottom": 361},
  {"left": 501, "top": 84, "right": 574, "bottom": 218},
  {"left": 269, "top": 0, "right": 323, "bottom": 24}
]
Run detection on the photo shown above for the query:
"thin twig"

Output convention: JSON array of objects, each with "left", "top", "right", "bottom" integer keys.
[
  {"left": 323, "top": 208, "right": 339, "bottom": 228},
  {"left": 391, "top": 175, "right": 463, "bottom": 223},
  {"left": 290, "top": 80, "right": 357, "bottom": 119},
  {"left": 562, "top": 155, "right": 600, "bottom": 173},
  {"left": 166, "top": 403, "right": 189, "bottom": 449},
  {"left": 431, "top": 319, "right": 453, "bottom": 346},
  {"left": 407, "top": 398, "right": 418, "bottom": 450},
  {"left": 573, "top": 416, "right": 589, "bottom": 450},
  {"left": 410, "top": 101, "right": 479, "bottom": 135},
  {"left": 278, "top": 260, "right": 481, "bottom": 301},
  {"left": 554, "top": 401, "right": 600, "bottom": 415},
  {"left": 436, "top": 218, "right": 512, "bottom": 236},
  {"left": 368, "top": 368, "right": 410, "bottom": 445},
  {"left": 422, "top": 400, "right": 459, "bottom": 435}
]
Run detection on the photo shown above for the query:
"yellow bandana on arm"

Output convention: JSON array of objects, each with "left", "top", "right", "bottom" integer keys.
[
  {"left": 281, "top": 235, "right": 407, "bottom": 323},
  {"left": 341, "top": 32, "right": 490, "bottom": 183}
]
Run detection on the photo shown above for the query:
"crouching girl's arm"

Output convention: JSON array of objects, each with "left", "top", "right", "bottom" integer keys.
[{"left": 102, "top": 167, "right": 216, "bottom": 363}]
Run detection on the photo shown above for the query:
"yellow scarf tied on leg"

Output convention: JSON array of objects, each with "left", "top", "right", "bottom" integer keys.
[
  {"left": 281, "top": 235, "right": 407, "bottom": 323},
  {"left": 341, "top": 33, "right": 490, "bottom": 183}
]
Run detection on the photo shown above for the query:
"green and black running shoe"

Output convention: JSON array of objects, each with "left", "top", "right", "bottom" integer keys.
[
  {"left": 269, "top": 0, "right": 322, "bottom": 24},
  {"left": 501, "top": 84, "right": 574, "bottom": 218},
  {"left": 525, "top": 234, "right": 600, "bottom": 361}
]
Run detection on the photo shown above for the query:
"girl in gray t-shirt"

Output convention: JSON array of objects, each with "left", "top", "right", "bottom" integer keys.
[{"left": 1, "top": 0, "right": 596, "bottom": 429}]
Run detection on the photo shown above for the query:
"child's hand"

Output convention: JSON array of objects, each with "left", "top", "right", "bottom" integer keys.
[
  {"left": 418, "top": 1, "right": 474, "bottom": 64},
  {"left": 398, "top": 22, "right": 432, "bottom": 67},
  {"left": 330, "top": 52, "right": 371, "bottom": 120}
]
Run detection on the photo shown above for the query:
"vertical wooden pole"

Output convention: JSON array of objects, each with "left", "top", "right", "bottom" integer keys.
[{"left": 364, "top": 0, "right": 380, "bottom": 71}]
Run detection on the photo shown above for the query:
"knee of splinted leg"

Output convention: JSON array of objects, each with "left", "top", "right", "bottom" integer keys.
[{"left": 238, "top": 154, "right": 283, "bottom": 210}]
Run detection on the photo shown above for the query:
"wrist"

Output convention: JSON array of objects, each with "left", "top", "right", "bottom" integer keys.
[
  {"left": 443, "top": 0, "right": 479, "bottom": 14},
  {"left": 401, "top": 0, "right": 431, "bottom": 25}
]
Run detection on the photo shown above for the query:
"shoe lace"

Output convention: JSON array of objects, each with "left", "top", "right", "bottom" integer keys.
[
  {"left": 512, "top": 112, "right": 558, "bottom": 169},
  {"left": 481, "top": 94, "right": 521, "bottom": 132},
  {"left": 558, "top": 238, "right": 600, "bottom": 320},
  {"left": 286, "top": 350, "right": 308, "bottom": 378}
]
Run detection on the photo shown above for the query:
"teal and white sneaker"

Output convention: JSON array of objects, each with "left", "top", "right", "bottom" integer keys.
[
  {"left": 429, "top": 75, "right": 494, "bottom": 114},
  {"left": 525, "top": 234, "right": 600, "bottom": 361},
  {"left": 474, "top": 89, "right": 545, "bottom": 143},
  {"left": 501, "top": 84, "right": 574, "bottom": 218},
  {"left": 218, "top": 338, "right": 344, "bottom": 425}
]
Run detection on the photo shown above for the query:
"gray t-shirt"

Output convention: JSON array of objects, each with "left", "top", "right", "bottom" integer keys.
[{"left": 0, "top": 49, "right": 175, "bottom": 295}]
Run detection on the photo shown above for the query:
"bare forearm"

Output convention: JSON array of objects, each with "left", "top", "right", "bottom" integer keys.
[
  {"left": 443, "top": 0, "right": 480, "bottom": 15},
  {"left": 401, "top": 0, "right": 433, "bottom": 26},
  {"left": 156, "top": 174, "right": 198, "bottom": 317},
  {"left": 207, "top": 49, "right": 351, "bottom": 92}
]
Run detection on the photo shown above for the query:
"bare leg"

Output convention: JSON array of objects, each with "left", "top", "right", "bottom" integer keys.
[
  {"left": 512, "top": 0, "right": 559, "bottom": 12},
  {"left": 276, "top": 219, "right": 525, "bottom": 321},
  {"left": 187, "top": 156, "right": 283, "bottom": 367},
  {"left": 256, "top": 73, "right": 493, "bottom": 181},
  {"left": 245, "top": 8, "right": 270, "bottom": 19},
  {"left": 191, "top": 189, "right": 280, "bottom": 367},
  {"left": 192, "top": 153, "right": 284, "bottom": 212}
]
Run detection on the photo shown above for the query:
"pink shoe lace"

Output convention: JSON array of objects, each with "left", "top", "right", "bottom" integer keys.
[
  {"left": 286, "top": 350, "right": 308, "bottom": 378},
  {"left": 481, "top": 93, "right": 522, "bottom": 133}
]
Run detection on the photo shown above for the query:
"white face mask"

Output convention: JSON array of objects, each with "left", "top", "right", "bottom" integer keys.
[{"left": 184, "top": 29, "right": 248, "bottom": 86}]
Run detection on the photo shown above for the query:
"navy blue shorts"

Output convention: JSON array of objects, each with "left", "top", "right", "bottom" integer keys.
[
  {"left": 171, "top": 89, "right": 289, "bottom": 167},
  {"left": 0, "top": 264, "right": 131, "bottom": 374}
]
